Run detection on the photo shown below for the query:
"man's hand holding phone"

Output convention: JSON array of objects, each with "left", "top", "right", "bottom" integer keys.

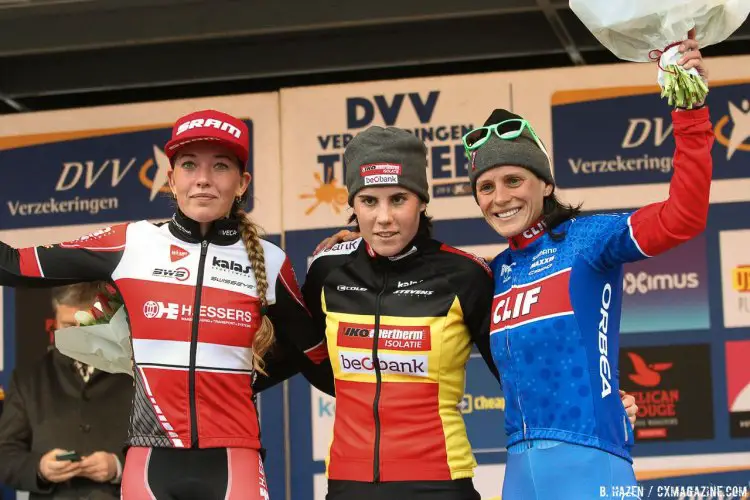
[{"left": 38, "top": 448, "right": 82, "bottom": 483}]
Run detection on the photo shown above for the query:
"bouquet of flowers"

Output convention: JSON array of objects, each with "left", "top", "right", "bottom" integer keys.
[
  {"left": 569, "top": 0, "right": 750, "bottom": 108},
  {"left": 54, "top": 284, "right": 134, "bottom": 377}
]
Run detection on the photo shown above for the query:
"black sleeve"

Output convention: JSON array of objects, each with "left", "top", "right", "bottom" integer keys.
[
  {"left": 0, "top": 224, "right": 127, "bottom": 287},
  {"left": 452, "top": 261, "right": 501, "bottom": 384},
  {"left": 300, "top": 257, "right": 330, "bottom": 357},
  {"left": 257, "top": 256, "right": 334, "bottom": 395},
  {"left": 0, "top": 372, "right": 54, "bottom": 494},
  {"left": 253, "top": 338, "right": 335, "bottom": 396}
]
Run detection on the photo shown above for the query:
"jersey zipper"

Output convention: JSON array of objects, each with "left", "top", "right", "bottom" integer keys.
[
  {"left": 506, "top": 260, "right": 527, "bottom": 439},
  {"left": 506, "top": 332, "right": 527, "bottom": 439},
  {"left": 372, "top": 270, "right": 388, "bottom": 482},
  {"left": 189, "top": 239, "right": 209, "bottom": 448}
]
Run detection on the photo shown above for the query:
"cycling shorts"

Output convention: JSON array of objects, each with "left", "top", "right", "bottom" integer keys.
[
  {"left": 502, "top": 440, "right": 637, "bottom": 500},
  {"left": 326, "top": 478, "right": 480, "bottom": 500},
  {"left": 122, "top": 447, "right": 269, "bottom": 500}
]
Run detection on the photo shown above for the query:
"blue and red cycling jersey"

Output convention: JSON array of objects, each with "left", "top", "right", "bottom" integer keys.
[{"left": 488, "top": 107, "right": 714, "bottom": 462}]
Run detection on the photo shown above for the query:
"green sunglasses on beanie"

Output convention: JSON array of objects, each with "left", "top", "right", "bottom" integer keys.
[{"left": 465, "top": 108, "right": 554, "bottom": 201}]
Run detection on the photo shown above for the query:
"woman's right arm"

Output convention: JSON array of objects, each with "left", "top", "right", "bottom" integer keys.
[{"left": 0, "top": 224, "right": 128, "bottom": 287}]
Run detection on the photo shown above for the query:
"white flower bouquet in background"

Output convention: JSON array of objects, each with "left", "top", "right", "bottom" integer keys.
[
  {"left": 54, "top": 285, "right": 134, "bottom": 377},
  {"left": 569, "top": 0, "right": 750, "bottom": 108}
]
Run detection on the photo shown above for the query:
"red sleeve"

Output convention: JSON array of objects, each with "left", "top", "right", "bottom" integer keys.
[
  {"left": 629, "top": 107, "right": 714, "bottom": 257},
  {"left": 1, "top": 224, "right": 127, "bottom": 286}
]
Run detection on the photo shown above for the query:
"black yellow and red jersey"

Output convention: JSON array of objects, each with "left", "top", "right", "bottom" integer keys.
[{"left": 302, "top": 234, "right": 499, "bottom": 483}]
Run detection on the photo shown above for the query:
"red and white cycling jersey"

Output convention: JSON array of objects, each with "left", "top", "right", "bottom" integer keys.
[{"left": 0, "top": 211, "right": 327, "bottom": 450}]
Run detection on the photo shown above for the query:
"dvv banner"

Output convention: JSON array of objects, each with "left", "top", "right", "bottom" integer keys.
[{"left": 0, "top": 93, "right": 282, "bottom": 233}]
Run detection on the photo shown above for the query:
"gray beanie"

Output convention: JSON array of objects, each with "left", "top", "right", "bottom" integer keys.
[
  {"left": 344, "top": 126, "right": 430, "bottom": 205},
  {"left": 468, "top": 109, "right": 554, "bottom": 200}
]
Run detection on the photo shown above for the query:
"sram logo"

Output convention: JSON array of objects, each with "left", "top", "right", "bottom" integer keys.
[
  {"left": 491, "top": 268, "right": 573, "bottom": 333},
  {"left": 152, "top": 267, "right": 190, "bottom": 282},
  {"left": 176, "top": 118, "right": 242, "bottom": 138}
]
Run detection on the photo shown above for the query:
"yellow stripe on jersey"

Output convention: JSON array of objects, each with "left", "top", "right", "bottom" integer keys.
[{"left": 438, "top": 296, "right": 477, "bottom": 479}]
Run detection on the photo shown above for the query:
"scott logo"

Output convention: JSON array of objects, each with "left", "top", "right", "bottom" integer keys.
[
  {"left": 176, "top": 118, "right": 242, "bottom": 138},
  {"left": 623, "top": 271, "right": 699, "bottom": 295},
  {"left": 627, "top": 352, "right": 673, "bottom": 387},
  {"left": 212, "top": 256, "right": 251, "bottom": 275},
  {"left": 152, "top": 267, "right": 190, "bottom": 282}
]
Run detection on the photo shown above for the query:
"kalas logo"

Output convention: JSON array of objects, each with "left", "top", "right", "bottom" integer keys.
[
  {"left": 627, "top": 352, "right": 673, "bottom": 387},
  {"left": 623, "top": 271, "right": 699, "bottom": 295},
  {"left": 733, "top": 265, "right": 750, "bottom": 292},
  {"left": 212, "top": 256, "right": 251, "bottom": 275}
]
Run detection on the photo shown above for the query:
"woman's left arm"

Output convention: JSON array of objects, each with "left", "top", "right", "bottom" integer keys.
[{"left": 628, "top": 39, "right": 714, "bottom": 258}]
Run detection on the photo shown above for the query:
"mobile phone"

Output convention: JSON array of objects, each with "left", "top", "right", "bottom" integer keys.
[{"left": 55, "top": 451, "right": 81, "bottom": 462}]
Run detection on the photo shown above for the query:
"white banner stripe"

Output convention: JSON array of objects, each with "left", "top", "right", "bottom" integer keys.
[{"left": 133, "top": 339, "right": 254, "bottom": 371}]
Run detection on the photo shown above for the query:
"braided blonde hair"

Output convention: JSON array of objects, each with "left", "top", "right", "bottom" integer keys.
[{"left": 236, "top": 209, "right": 275, "bottom": 375}]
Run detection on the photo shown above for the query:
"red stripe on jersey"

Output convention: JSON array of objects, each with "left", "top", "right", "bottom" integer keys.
[
  {"left": 491, "top": 268, "right": 572, "bottom": 333},
  {"left": 18, "top": 247, "right": 42, "bottom": 277},
  {"left": 438, "top": 244, "right": 491, "bottom": 276},
  {"left": 304, "top": 340, "right": 329, "bottom": 364},
  {"left": 59, "top": 223, "right": 129, "bottom": 251},
  {"left": 118, "top": 279, "right": 260, "bottom": 347},
  {"left": 279, "top": 256, "right": 310, "bottom": 314}
]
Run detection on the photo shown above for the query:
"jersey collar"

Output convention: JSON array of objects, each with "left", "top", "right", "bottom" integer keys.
[
  {"left": 169, "top": 209, "right": 242, "bottom": 245},
  {"left": 508, "top": 220, "right": 547, "bottom": 251},
  {"left": 363, "top": 232, "right": 427, "bottom": 266}
]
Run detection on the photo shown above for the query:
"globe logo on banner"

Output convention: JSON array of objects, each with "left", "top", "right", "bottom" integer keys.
[
  {"left": 0, "top": 120, "right": 255, "bottom": 229},
  {"left": 550, "top": 82, "right": 749, "bottom": 189}
]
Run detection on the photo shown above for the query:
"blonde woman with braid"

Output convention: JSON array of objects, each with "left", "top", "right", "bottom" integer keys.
[{"left": 0, "top": 110, "right": 329, "bottom": 499}]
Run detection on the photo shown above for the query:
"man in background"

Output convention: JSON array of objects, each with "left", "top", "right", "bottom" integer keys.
[{"left": 0, "top": 282, "right": 133, "bottom": 500}]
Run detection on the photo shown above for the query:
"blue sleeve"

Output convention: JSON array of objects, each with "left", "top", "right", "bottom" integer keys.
[{"left": 570, "top": 214, "right": 648, "bottom": 271}]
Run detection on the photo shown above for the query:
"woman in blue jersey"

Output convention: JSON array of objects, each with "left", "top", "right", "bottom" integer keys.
[
  {"left": 316, "top": 37, "right": 710, "bottom": 499},
  {"left": 460, "top": 37, "right": 713, "bottom": 499}
]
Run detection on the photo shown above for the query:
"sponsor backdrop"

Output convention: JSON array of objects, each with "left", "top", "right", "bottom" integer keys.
[{"left": 2, "top": 55, "right": 750, "bottom": 499}]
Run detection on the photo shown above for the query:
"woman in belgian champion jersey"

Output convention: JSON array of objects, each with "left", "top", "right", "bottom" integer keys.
[{"left": 0, "top": 110, "right": 329, "bottom": 499}]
